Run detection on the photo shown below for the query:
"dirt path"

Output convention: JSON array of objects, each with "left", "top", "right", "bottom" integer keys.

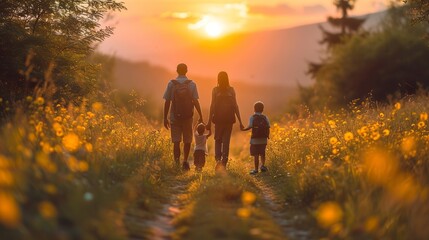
[
  {"left": 251, "top": 176, "right": 315, "bottom": 240},
  {"left": 125, "top": 180, "right": 189, "bottom": 240}
]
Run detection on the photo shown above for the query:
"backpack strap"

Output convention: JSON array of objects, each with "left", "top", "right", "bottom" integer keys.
[{"left": 171, "top": 79, "right": 191, "bottom": 85}]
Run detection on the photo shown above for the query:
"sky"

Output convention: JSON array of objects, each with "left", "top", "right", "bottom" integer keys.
[{"left": 99, "top": 0, "right": 389, "bottom": 78}]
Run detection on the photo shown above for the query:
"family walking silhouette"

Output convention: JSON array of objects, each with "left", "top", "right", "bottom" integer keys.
[{"left": 163, "top": 63, "right": 270, "bottom": 174}]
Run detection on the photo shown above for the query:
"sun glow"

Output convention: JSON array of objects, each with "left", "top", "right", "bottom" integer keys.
[
  {"left": 204, "top": 21, "right": 223, "bottom": 38},
  {"left": 188, "top": 15, "right": 227, "bottom": 38}
]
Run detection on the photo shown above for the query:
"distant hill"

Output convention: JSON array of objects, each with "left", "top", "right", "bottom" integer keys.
[
  {"left": 182, "top": 10, "right": 386, "bottom": 87},
  {"left": 112, "top": 58, "right": 297, "bottom": 119}
]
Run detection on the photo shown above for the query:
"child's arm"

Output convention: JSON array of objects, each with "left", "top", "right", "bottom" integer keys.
[{"left": 205, "top": 130, "right": 212, "bottom": 139}]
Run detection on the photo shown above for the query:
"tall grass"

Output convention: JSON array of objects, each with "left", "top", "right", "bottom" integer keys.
[
  {"left": 267, "top": 95, "right": 429, "bottom": 239},
  {"left": 0, "top": 97, "right": 173, "bottom": 239}
]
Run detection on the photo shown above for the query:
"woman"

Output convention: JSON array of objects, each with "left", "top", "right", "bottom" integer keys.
[{"left": 207, "top": 71, "right": 244, "bottom": 169}]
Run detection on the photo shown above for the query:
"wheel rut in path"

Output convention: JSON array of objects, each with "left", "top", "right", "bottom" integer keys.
[
  {"left": 126, "top": 180, "right": 189, "bottom": 240},
  {"left": 252, "top": 177, "right": 314, "bottom": 240}
]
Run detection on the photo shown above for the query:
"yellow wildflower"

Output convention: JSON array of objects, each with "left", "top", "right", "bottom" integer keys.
[
  {"left": 44, "top": 184, "right": 57, "bottom": 194},
  {"left": 382, "top": 129, "right": 390, "bottom": 136},
  {"left": 62, "top": 133, "right": 80, "bottom": 152},
  {"left": 420, "top": 112, "right": 428, "bottom": 121},
  {"left": 237, "top": 208, "right": 251, "bottom": 218},
  {"left": 54, "top": 116, "right": 62, "bottom": 122},
  {"left": 418, "top": 121, "right": 425, "bottom": 129},
  {"left": 76, "top": 125, "right": 85, "bottom": 133},
  {"left": 35, "top": 97, "right": 45, "bottom": 105},
  {"left": 344, "top": 132, "right": 354, "bottom": 142},
  {"left": 316, "top": 202, "right": 343, "bottom": 228},
  {"left": 78, "top": 161, "right": 89, "bottom": 172},
  {"left": 0, "top": 170, "right": 14, "bottom": 186},
  {"left": 329, "top": 137, "right": 338, "bottom": 145},
  {"left": 371, "top": 132, "right": 381, "bottom": 141},
  {"left": 85, "top": 143, "right": 93, "bottom": 152},
  {"left": 364, "top": 149, "right": 398, "bottom": 185},
  {"left": 0, "top": 192, "right": 20, "bottom": 228},
  {"left": 401, "top": 137, "right": 416, "bottom": 157},
  {"left": 0, "top": 155, "right": 11, "bottom": 169},
  {"left": 38, "top": 201, "right": 57, "bottom": 219},
  {"left": 92, "top": 102, "right": 103, "bottom": 112},
  {"left": 364, "top": 216, "right": 379, "bottom": 233},
  {"left": 394, "top": 102, "right": 401, "bottom": 110},
  {"left": 241, "top": 191, "right": 256, "bottom": 206}
]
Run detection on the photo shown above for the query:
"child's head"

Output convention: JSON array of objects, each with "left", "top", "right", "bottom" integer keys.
[
  {"left": 254, "top": 101, "right": 264, "bottom": 113},
  {"left": 197, "top": 123, "right": 206, "bottom": 135}
]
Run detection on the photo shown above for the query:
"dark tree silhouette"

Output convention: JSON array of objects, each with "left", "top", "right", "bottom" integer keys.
[
  {"left": 0, "top": 0, "right": 125, "bottom": 102},
  {"left": 308, "top": 0, "right": 366, "bottom": 78}
]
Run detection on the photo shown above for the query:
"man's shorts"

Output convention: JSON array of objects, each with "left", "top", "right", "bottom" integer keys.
[
  {"left": 250, "top": 144, "right": 267, "bottom": 157},
  {"left": 171, "top": 118, "right": 193, "bottom": 143}
]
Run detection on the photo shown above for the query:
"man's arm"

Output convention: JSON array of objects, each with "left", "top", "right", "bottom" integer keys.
[
  {"left": 194, "top": 99, "right": 203, "bottom": 123},
  {"left": 164, "top": 100, "right": 171, "bottom": 130}
]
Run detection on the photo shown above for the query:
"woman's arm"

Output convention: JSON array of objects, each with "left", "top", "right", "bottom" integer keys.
[
  {"left": 206, "top": 88, "right": 216, "bottom": 130},
  {"left": 232, "top": 88, "right": 245, "bottom": 130}
]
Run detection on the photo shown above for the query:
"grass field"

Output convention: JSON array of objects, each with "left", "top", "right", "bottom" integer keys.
[{"left": 1, "top": 94, "right": 429, "bottom": 239}]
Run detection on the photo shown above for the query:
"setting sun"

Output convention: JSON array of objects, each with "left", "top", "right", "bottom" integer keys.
[{"left": 204, "top": 21, "right": 223, "bottom": 38}]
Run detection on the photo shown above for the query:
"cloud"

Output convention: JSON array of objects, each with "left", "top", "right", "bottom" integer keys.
[
  {"left": 303, "top": 5, "right": 328, "bottom": 14},
  {"left": 160, "top": 12, "right": 199, "bottom": 22},
  {"left": 249, "top": 3, "right": 296, "bottom": 16}
]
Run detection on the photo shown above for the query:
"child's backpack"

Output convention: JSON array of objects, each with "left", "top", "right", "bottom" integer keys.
[
  {"left": 171, "top": 80, "right": 194, "bottom": 120},
  {"left": 212, "top": 88, "right": 236, "bottom": 124},
  {"left": 251, "top": 114, "right": 269, "bottom": 138}
]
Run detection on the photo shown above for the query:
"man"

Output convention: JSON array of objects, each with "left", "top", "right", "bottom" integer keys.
[{"left": 163, "top": 63, "right": 204, "bottom": 170}]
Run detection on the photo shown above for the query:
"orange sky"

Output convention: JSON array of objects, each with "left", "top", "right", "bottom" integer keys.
[{"left": 99, "top": 0, "right": 388, "bottom": 78}]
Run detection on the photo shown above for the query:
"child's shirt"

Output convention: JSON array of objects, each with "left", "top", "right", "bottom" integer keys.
[
  {"left": 194, "top": 131, "right": 208, "bottom": 153},
  {"left": 248, "top": 112, "right": 270, "bottom": 145}
]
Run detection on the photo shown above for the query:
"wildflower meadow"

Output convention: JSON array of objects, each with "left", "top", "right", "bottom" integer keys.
[{"left": 0, "top": 97, "right": 174, "bottom": 239}]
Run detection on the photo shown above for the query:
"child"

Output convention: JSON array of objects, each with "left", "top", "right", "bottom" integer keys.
[
  {"left": 241, "top": 101, "right": 270, "bottom": 175},
  {"left": 194, "top": 122, "right": 210, "bottom": 172}
]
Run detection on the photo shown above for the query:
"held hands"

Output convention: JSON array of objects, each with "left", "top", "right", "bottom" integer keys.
[
  {"left": 239, "top": 122, "right": 245, "bottom": 131},
  {"left": 206, "top": 128, "right": 212, "bottom": 138},
  {"left": 163, "top": 118, "right": 170, "bottom": 130}
]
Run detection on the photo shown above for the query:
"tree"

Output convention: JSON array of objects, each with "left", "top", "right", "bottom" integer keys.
[
  {"left": 306, "top": 6, "right": 429, "bottom": 108},
  {"left": 404, "top": 0, "right": 429, "bottom": 24},
  {"left": 308, "top": 0, "right": 366, "bottom": 78},
  {"left": 0, "top": 0, "right": 125, "bottom": 102}
]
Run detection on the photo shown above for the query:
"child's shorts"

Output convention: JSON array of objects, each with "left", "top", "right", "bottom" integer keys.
[
  {"left": 250, "top": 144, "right": 267, "bottom": 157},
  {"left": 194, "top": 150, "right": 206, "bottom": 168}
]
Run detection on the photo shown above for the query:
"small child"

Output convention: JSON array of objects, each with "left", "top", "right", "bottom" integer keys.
[
  {"left": 242, "top": 101, "right": 270, "bottom": 175},
  {"left": 194, "top": 123, "right": 210, "bottom": 172}
]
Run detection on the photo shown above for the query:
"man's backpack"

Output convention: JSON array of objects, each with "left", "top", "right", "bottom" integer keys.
[
  {"left": 171, "top": 80, "right": 194, "bottom": 120},
  {"left": 212, "top": 88, "right": 236, "bottom": 124},
  {"left": 251, "top": 114, "right": 269, "bottom": 138}
]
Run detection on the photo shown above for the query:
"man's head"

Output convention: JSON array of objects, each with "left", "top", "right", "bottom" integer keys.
[
  {"left": 177, "top": 63, "right": 188, "bottom": 75},
  {"left": 254, "top": 101, "right": 264, "bottom": 113},
  {"left": 197, "top": 123, "right": 206, "bottom": 135}
]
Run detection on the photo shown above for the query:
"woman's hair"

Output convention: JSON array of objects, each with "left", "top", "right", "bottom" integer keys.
[{"left": 217, "top": 71, "right": 230, "bottom": 89}]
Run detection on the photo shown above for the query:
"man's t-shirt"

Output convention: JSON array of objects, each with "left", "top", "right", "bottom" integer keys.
[
  {"left": 248, "top": 112, "right": 270, "bottom": 145},
  {"left": 163, "top": 76, "right": 199, "bottom": 121}
]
